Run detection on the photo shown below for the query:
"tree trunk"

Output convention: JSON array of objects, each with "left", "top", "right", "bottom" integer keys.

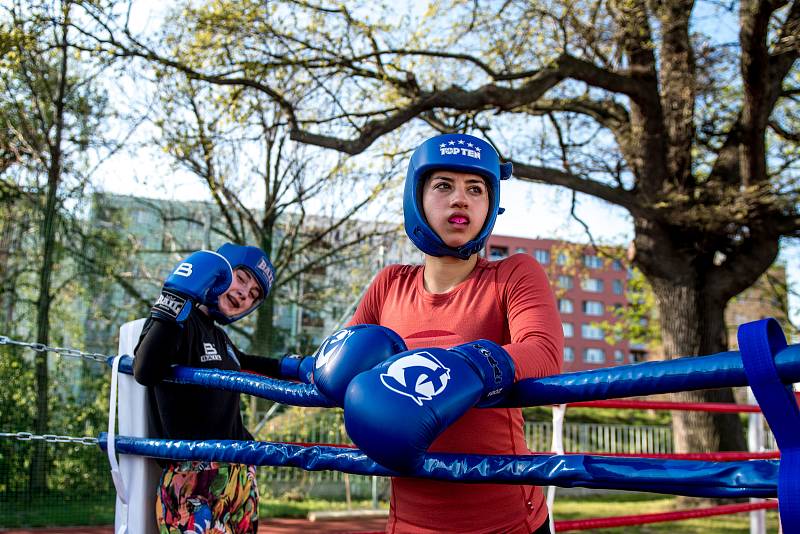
[
  {"left": 29, "top": 1, "right": 70, "bottom": 494},
  {"left": 248, "top": 232, "right": 275, "bottom": 427},
  {"left": 29, "top": 151, "right": 60, "bottom": 493},
  {"left": 651, "top": 279, "right": 746, "bottom": 453}
]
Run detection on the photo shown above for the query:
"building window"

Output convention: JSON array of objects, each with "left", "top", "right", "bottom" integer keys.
[
  {"left": 612, "top": 259, "right": 623, "bottom": 271},
  {"left": 584, "top": 348, "right": 605, "bottom": 363},
  {"left": 581, "top": 278, "right": 604, "bottom": 293},
  {"left": 613, "top": 349, "right": 625, "bottom": 362},
  {"left": 583, "top": 300, "right": 604, "bottom": 316},
  {"left": 558, "top": 275, "right": 573, "bottom": 290},
  {"left": 556, "top": 252, "right": 568, "bottom": 265},
  {"left": 515, "top": 247, "right": 527, "bottom": 254},
  {"left": 534, "top": 249, "right": 550, "bottom": 264},
  {"left": 612, "top": 279, "right": 624, "bottom": 295},
  {"left": 563, "top": 346, "right": 575, "bottom": 362},
  {"left": 581, "top": 323, "right": 605, "bottom": 340},
  {"left": 558, "top": 298, "right": 574, "bottom": 313},
  {"left": 583, "top": 254, "right": 603, "bottom": 269},
  {"left": 134, "top": 209, "right": 152, "bottom": 224},
  {"left": 489, "top": 246, "right": 508, "bottom": 260},
  {"left": 562, "top": 322, "right": 574, "bottom": 338}
]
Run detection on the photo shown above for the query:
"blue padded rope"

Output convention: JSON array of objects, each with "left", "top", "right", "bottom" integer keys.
[
  {"left": 113, "top": 346, "right": 800, "bottom": 410},
  {"left": 502, "top": 344, "right": 800, "bottom": 407},
  {"left": 738, "top": 318, "right": 800, "bottom": 531},
  {"left": 112, "top": 355, "right": 335, "bottom": 407},
  {"left": 97, "top": 433, "right": 778, "bottom": 499}
]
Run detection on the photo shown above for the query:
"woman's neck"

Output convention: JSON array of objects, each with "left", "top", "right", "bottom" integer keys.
[{"left": 422, "top": 254, "right": 479, "bottom": 294}]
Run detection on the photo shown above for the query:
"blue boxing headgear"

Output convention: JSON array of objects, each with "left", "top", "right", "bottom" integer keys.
[
  {"left": 403, "top": 133, "right": 512, "bottom": 259},
  {"left": 208, "top": 243, "right": 275, "bottom": 325}
]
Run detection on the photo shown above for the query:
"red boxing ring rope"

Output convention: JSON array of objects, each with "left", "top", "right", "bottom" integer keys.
[
  {"left": 547, "top": 392, "right": 782, "bottom": 531},
  {"left": 554, "top": 500, "right": 778, "bottom": 531},
  {"left": 569, "top": 399, "right": 762, "bottom": 413},
  {"left": 568, "top": 392, "right": 800, "bottom": 413}
]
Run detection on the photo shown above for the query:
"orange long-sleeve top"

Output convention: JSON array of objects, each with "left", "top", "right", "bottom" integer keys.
[{"left": 348, "top": 253, "right": 563, "bottom": 534}]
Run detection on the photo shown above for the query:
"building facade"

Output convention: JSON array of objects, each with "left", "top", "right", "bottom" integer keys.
[
  {"left": 485, "top": 235, "right": 642, "bottom": 372},
  {"left": 85, "top": 192, "right": 419, "bottom": 356}
]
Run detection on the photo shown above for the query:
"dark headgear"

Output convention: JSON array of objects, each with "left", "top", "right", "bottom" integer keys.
[{"left": 208, "top": 243, "right": 274, "bottom": 324}]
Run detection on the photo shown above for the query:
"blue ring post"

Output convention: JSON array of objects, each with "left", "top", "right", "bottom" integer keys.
[{"left": 738, "top": 318, "right": 800, "bottom": 530}]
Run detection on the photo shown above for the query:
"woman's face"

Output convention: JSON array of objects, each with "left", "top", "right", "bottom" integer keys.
[
  {"left": 217, "top": 267, "right": 264, "bottom": 318},
  {"left": 421, "top": 170, "right": 490, "bottom": 249}
]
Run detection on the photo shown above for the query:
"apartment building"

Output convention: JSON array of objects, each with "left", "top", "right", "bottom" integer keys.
[
  {"left": 485, "top": 235, "right": 642, "bottom": 372},
  {"left": 84, "top": 192, "right": 418, "bottom": 355}
]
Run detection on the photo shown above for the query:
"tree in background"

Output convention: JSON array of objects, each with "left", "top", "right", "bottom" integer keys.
[
  {"left": 0, "top": 0, "right": 124, "bottom": 493},
  {"left": 84, "top": 0, "right": 799, "bottom": 454},
  {"left": 84, "top": 2, "right": 406, "bottom": 362},
  {"left": 149, "top": 73, "right": 399, "bottom": 358}
]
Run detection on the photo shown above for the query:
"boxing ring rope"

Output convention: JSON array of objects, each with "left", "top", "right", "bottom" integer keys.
[
  {"left": 99, "top": 318, "right": 799, "bottom": 532},
  {"left": 1, "top": 318, "right": 795, "bottom": 530},
  {"left": 570, "top": 398, "right": 772, "bottom": 412},
  {"left": 553, "top": 501, "right": 778, "bottom": 532},
  {"left": 546, "top": 391, "right": 783, "bottom": 531},
  {"left": 95, "top": 433, "right": 780, "bottom": 498},
  {"left": 111, "top": 341, "right": 800, "bottom": 409}
]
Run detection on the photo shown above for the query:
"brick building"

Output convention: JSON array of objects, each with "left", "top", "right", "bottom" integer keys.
[{"left": 484, "top": 235, "right": 642, "bottom": 372}]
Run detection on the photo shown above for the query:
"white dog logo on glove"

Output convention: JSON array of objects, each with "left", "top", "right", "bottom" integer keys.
[
  {"left": 379, "top": 352, "right": 451, "bottom": 406},
  {"left": 314, "top": 328, "right": 355, "bottom": 369}
]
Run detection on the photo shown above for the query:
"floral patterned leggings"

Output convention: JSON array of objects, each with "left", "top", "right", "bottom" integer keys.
[{"left": 156, "top": 461, "right": 259, "bottom": 534}]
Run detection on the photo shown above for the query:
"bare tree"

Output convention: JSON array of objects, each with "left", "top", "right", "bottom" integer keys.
[
  {"left": 83, "top": 0, "right": 799, "bottom": 453},
  {"left": 1, "top": 0, "right": 122, "bottom": 491}
]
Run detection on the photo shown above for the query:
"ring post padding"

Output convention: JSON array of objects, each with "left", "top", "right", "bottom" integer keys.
[
  {"left": 113, "top": 319, "right": 160, "bottom": 534},
  {"left": 738, "top": 318, "right": 800, "bottom": 531}
]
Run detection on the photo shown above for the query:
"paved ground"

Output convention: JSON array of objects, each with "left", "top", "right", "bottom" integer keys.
[{"left": 0, "top": 518, "right": 387, "bottom": 534}]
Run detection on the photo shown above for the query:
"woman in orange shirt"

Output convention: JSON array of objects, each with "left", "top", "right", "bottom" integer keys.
[{"left": 344, "top": 133, "right": 563, "bottom": 533}]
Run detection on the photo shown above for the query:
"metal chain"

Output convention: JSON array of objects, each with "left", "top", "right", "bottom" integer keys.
[
  {"left": 0, "top": 335, "right": 112, "bottom": 364},
  {"left": 0, "top": 431, "right": 98, "bottom": 446}
]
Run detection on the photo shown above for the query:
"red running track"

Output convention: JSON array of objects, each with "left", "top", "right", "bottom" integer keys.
[{"left": 0, "top": 517, "right": 388, "bottom": 534}]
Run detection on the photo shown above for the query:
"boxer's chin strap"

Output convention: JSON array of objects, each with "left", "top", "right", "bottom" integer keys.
[
  {"left": 107, "top": 355, "right": 129, "bottom": 514},
  {"left": 739, "top": 318, "right": 799, "bottom": 531}
]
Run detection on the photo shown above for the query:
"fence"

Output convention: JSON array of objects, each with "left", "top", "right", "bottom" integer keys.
[{"left": 525, "top": 420, "right": 675, "bottom": 454}]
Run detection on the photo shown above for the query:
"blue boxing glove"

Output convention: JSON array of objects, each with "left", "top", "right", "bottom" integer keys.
[
  {"left": 343, "top": 339, "right": 515, "bottom": 472},
  {"left": 151, "top": 251, "right": 233, "bottom": 324},
  {"left": 312, "top": 324, "right": 407, "bottom": 406},
  {"left": 278, "top": 353, "right": 316, "bottom": 383}
]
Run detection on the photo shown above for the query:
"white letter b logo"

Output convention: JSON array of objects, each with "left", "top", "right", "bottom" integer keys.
[{"left": 174, "top": 262, "right": 193, "bottom": 277}]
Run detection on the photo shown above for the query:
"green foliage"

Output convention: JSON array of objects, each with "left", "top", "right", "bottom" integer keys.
[{"left": 599, "top": 268, "right": 662, "bottom": 353}]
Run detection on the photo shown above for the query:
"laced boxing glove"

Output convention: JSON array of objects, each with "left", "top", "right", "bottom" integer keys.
[
  {"left": 343, "top": 339, "right": 515, "bottom": 472},
  {"left": 150, "top": 250, "right": 233, "bottom": 324},
  {"left": 311, "top": 324, "right": 407, "bottom": 406}
]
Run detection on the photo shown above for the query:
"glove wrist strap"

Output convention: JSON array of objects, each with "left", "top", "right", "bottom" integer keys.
[
  {"left": 451, "top": 340, "right": 515, "bottom": 407},
  {"left": 151, "top": 289, "right": 193, "bottom": 323}
]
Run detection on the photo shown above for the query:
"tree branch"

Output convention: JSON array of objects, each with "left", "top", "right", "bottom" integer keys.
[{"left": 511, "top": 161, "right": 643, "bottom": 215}]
